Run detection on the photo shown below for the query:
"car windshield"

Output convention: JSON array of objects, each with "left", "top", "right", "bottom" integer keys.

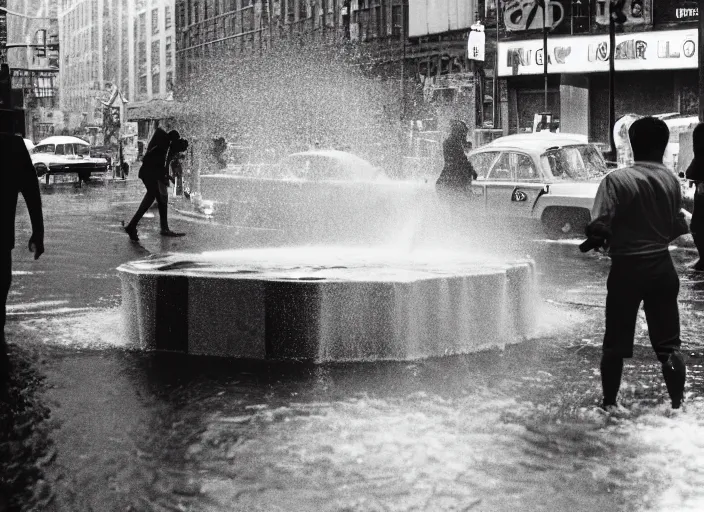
[
  {"left": 280, "top": 155, "right": 345, "bottom": 181},
  {"left": 33, "top": 144, "right": 55, "bottom": 154},
  {"left": 542, "top": 145, "right": 607, "bottom": 181}
]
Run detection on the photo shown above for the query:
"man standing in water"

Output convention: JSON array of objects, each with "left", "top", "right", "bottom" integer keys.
[
  {"left": 585, "top": 117, "right": 689, "bottom": 410},
  {"left": 1, "top": 116, "right": 44, "bottom": 378},
  {"left": 685, "top": 123, "right": 704, "bottom": 271}
]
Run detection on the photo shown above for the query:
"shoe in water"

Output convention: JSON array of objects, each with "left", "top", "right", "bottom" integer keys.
[
  {"left": 122, "top": 221, "right": 139, "bottom": 241},
  {"left": 160, "top": 230, "right": 185, "bottom": 237}
]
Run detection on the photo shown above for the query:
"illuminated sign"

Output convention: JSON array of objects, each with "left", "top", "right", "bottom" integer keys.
[{"left": 497, "top": 29, "right": 698, "bottom": 76}]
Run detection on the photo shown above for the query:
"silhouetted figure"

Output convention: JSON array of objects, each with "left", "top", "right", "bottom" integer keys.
[
  {"left": 685, "top": 123, "right": 704, "bottom": 271},
  {"left": 1, "top": 118, "right": 44, "bottom": 379},
  {"left": 586, "top": 117, "right": 689, "bottom": 410},
  {"left": 436, "top": 120, "right": 477, "bottom": 196},
  {"left": 212, "top": 137, "right": 227, "bottom": 170},
  {"left": 124, "top": 128, "right": 185, "bottom": 241}
]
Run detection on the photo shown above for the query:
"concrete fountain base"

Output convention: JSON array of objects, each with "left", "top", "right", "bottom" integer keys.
[{"left": 117, "top": 247, "right": 537, "bottom": 362}]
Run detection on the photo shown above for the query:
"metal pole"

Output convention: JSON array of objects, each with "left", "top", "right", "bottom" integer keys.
[
  {"left": 699, "top": 0, "right": 704, "bottom": 122},
  {"left": 493, "top": 1, "right": 499, "bottom": 128},
  {"left": 401, "top": 0, "right": 406, "bottom": 120},
  {"left": 542, "top": 0, "right": 547, "bottom": 112},
  {"left": 608, "top": 8, "right": 616, "bottom": 157}
]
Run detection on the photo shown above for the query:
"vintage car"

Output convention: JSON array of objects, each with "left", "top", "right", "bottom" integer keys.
[
  {"left": 31, "top": 136, "right": 109, "bottom": 184},
  {"left": 275, "top": 149, "right": 387, "bottom": 182},
  {"left": 467, "top": 132, "right": 609, "bottom": 237}
]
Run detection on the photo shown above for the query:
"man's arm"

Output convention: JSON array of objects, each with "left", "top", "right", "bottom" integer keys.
[
  {"left": 16, "top": 137, "right": 44, "bottom": 259},
  {"left": 671, "top": 179, "right": 690, "bottom": 241},
  {"left": 586, "top": 176, "right": 617, "bottom": 240}
]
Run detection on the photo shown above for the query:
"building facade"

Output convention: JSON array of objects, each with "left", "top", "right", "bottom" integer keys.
[
  {"left": 6, "top": 0, "right": 60, "bottom": 141},
  {"left": 57, "top": 0, "right": 129, "bottom": 141},
  {"left": 496, "top": 0, "right": 700, "bottom": 143}
]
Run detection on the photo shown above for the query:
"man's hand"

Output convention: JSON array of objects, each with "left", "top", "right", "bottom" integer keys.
[{"left": 28, "top": 232, "right": 44, "bottom": 260}]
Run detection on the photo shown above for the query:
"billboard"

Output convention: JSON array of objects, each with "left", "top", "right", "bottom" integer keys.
[
  {"left": 497, "top": 29, "right": 698, "bottom": 76},
  {"left": 408, "top": 0, "right": 475, "bottom": 38}
]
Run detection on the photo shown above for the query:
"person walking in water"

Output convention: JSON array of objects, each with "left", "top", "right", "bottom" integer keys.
[
  {"left": 1, "top": 116, "right": 44, "bottom": 378},
  {"left": 685, "top": 123, "right": 704, "bottom": 271},
  {"left": 124, "top": 128, "right": 185, "bottom": 241},
  {"left": 585, "top": 117, "right": 689, "bottom": 410},
  {"left": 435, "top": 119, "right": 477, "bottom": 196}
]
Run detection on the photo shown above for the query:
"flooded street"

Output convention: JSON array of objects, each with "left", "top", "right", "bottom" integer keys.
[{"left": 5, "top": 180, "right": 704, "bottom": 511}]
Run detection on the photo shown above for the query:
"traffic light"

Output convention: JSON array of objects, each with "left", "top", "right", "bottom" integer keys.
[
  {"left": 611, "top": 0, "right": 627, "bottom": 24},
  {"left": 0, "top": 63, "right": 11, "bottom": 109}
]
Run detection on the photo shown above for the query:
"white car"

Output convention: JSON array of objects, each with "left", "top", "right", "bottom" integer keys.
[
  {"left": 31, "top": 136, "right": 108, "bottom": 184},
  {"left": 467, "top": 132, "right": 609, "bottom": 237},
  {"left": 276, "top": 149, "right": 387, "bottom": 182}
]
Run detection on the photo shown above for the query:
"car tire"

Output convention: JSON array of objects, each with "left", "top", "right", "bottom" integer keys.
[{"left": 541, "top": 207, "right": 590, "bottom": 239}]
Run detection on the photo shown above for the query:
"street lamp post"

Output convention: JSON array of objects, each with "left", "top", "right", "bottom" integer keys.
[{"left": 542, "top": 0, "right": 548, "bottom": 112}]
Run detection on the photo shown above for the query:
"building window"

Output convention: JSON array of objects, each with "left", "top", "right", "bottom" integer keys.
[
  {"left": 152, "top": 73, "right": 160, "bottom": 94},
  {"left": 139, "top": 75, "right": 147, "bottom": 95},
  {"left": 166, "top": 71, "right": 173, "bottom": 92},
  {"left": 165, "top": 5, "right": 172, "bottom": 29},
  {"left": 166, "top": 37, "right": 173, "bottom": 67},
  {"left": 392, "top": 6, "right": 402, "bottom": 37},
  {"left": 152, "top": 8, "right": 159, "bottom": 35},
  {"left": 151, "top": 40, "right": 161, "bottom": 70}
]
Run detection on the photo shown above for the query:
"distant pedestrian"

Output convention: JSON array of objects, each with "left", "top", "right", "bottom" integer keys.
[
  {"left": 1, "top": 117, "right": 44, "bottom": 378},
  {"left": 585, "top": 116, "right": 689, "bottom": 411},
  {"left": 685, "top": 123, "right": 704, "bottom": 271},
  {"left": 436, "top": 119, "right": 477, "bottom": 197},
  {"left": 123, "top": 128, "right": 185, "bottom": 241}
]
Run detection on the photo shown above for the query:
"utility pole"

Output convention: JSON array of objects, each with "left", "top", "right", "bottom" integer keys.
[
  {"left": 542, "top": 0, "right": 548, "bottom": 112},
  {"left": 608, "top": 4, "right": 616, "bottom": 157},
  {"left": 699, "top": 0, "right": 704, "bottom": 122},
  {"left": 607, "top": 0, "right": 625, "bottom": 160},
  {"left": 400, "top": 0, "right": 407, "bottom": 120}
]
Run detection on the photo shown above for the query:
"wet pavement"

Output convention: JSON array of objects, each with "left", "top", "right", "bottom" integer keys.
[{"left": 4, "top": 179, "right": 704, "bottom": 511}]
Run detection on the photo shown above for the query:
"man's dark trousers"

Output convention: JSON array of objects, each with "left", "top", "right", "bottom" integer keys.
[{"left": 128, "top": 179, "right": 169, "bottom": 232}]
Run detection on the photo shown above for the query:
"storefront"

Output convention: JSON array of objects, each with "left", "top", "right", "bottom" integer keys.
[{"left": 497, "top": 28, "right": 699, "bottom": 141}]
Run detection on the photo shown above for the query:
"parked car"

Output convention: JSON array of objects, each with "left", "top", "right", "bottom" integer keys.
[
  {"left": 467, "top": 132, "right": 609, "bottom": 237},
  {"left": 31, "top": 136, "right": 109, "bottom": 184},
  {"left": 276, "top": 150, "right": 387, "bottom": 182}
]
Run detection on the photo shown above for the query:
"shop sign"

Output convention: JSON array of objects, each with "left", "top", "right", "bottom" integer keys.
[
  {"left": 594, "top": 0, "right": 652, "bottom": 27},
  {"left": 468, "top": 22, "right": 486, "bottom": 61},
  {"left": 653, "top": 1, "right": 698, "bottom": 24},
  {"left": 497, "top": 29, "right": 697, "bottom": 76}
]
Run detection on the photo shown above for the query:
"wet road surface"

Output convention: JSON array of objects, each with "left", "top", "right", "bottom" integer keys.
[{"left": 5, "top": 179, "right": 704, "bottom": 511}]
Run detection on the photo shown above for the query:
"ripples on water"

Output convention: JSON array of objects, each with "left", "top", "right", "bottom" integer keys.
[
  {"left": 8, "top": 243, "right": 704, "bottom": 511},
  {"left": 6, "top": 303, "right": 704, "bottom": 512}
]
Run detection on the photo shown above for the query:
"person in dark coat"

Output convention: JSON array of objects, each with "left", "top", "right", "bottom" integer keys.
[
  {"left": 1, "top": 117, "right": 44, "bottom": 378},
  {"left": 123, "top": 128, "right": 184, "bottom": 241},
  {"left": 685, "top": 123, "right": 704, "bottom": 271},
  {"left": 436, "top": 119, "right": 477, "bottom": 195}
]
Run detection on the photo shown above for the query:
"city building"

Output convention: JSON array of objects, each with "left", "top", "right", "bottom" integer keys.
[
  {"left": 5, "top": 0, "right": 60, "bottom": 141},
  {"left": 125, "top": 0, "right": 178, "bottom": 140},
  {"left": 496, "top": 0, "right": 699, "bottom": 143},
  {"left": 57, "top": 0, "right": 130, "bottom": 144}
]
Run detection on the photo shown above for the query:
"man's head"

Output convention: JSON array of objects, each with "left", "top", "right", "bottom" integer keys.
[
  {"left": 168, "top": 130, "right": 181, "bottom": 142},
  {"left": 628, "top": 116, "right": 669, "bottom": 163}
]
